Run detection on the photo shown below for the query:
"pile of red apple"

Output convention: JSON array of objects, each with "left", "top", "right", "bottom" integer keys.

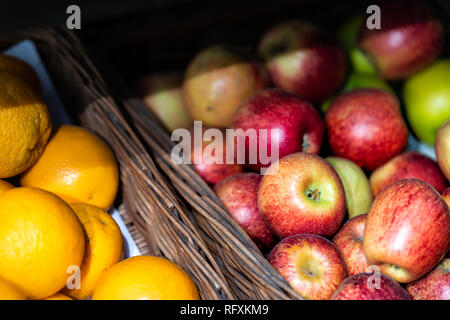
[{"left": 136, "top": 0, "right": 450, "bottom": 300}]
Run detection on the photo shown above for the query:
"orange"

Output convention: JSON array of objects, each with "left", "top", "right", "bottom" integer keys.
[
  {"left": 0, "top": 71, "right": 51, "bottom": 178},
  {"left": 20, "top": 125, "right": 119, "bottom": 209},
  {"left": 0, "top": 54, "right": 41, "bottom": 94},
  {"left": 43, "top": 293, "right": 73, "bottom": 300},
  {"left": 0, "top": 276, "right": 26, "bottom": 300},
  {"left": 92, "top": 256, "right": 200, "bottom": 300},
  {"left": 63, "top": 203, "right": 123, "bottom": 299},
  {"left": 0, "top": 187, "right": 85, "bottom": 299},
  {"left": 0, "top": 180, "right": 14, "bottom": 195}
]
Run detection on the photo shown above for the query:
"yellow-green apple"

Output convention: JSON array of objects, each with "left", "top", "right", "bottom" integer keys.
[
  {"left": 214, "top": 173, "right": 276, "bottom": 249},
  {"left": 436, "top": 119, "right": 450, "bottom": 181},
  {"left": 363, "top": 179, "right": 450, "bottom": 283},
  {"left": 191, "top": 128, "right": 242, "bottom": 186},
  {"left": 404, "top": 60, "right": 450, "bottom": 145},
  {"left": 370, "top": 151, "right": 448, "bottom": 198},
  {"left": 183, "top": 45, "right": 270, "bottom": 128},
  {"left": 258, "top": 153, "right": 345, "bottom": 238},
  {"left": 268, "top": 234, "right": 347, "bottom": 300},
  {"left": 333, "top": 214, "right": 370, "bottom": 276},
  {"left": 258, "top": 20, "right": 346, "bottom": 104},
  {"left": 134, "top": 73, "right": 192, "bottom": 132},
  {"left": 232, "top": 89, "right": 324, "bottom": 171},
  {"left": 326, "top": 157, "right": 372, "bottom": 218},
  {"left": 331, "top": 273, "right": 410, "bottom": 300},
  {"left": 358, "top": 0, "right": 444, "bottom": 80},
  {"left": 325, "top": 89, "right": 408, "bottom": 171},
  {"left": 443, "top": 188, "right": 450, "bottom": 207},
  {"left": 406, "top": 258, "right": 450, "bottom": 300}
]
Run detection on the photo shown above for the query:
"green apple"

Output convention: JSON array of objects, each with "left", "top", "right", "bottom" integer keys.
[
  {"left": 326, "top": 157, "right": 373, "bottom": 219},
  {"left": 403, "top": 59, "right": 450, "bottom": 145},
  {"left": 321, "top": 73, "right": 393, "bottom": 113}
]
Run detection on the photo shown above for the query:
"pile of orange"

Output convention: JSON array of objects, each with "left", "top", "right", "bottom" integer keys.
[{"left": 0, "top": 54, "right": 199, "bottom": 300}]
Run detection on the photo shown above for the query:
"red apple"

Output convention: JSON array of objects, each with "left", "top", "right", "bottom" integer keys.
[
  {"left": 443, "top": 187, "right": 450, "bottom": 207},
  {"left": 363, "top": 179, "right": 450, "bottom": 283},
  {"left": 331, "top": 273, "right": 410, "bottom": 300},
  {"left": 231, "top": 89, "right": 324, "bottom": 171},
  {"left": 258, "top": 20, "right": 347, "bottom": 104},
  {"left": 333, "top": 214, "right": 370, "bottom": 276},
  {"left": 435, "top": 119, "right": 450, "bottom": 181},
  {"left": 214, "top": 173, "right": 276, "bottom": 249},
  {"left": 268, "top": 234, "right": 347, "bottom": 300},
  {"left": 183, "top": 45, "right": 270, "bottom": 128},
  {"left": 370, "top": 151, "right": 448, "bottom": 197},
  {"left": 358, "top": 0, "right": 444, "bottom": 80},
  {"left": 258, "top": 153, "right": 345, "bottom": 239},
  {"left": 325, "top": 89, "right": 408, "bottom": 171},
  {"left": 191, "top": 127, "right": 242, "bottom": 186},
  {"left": 406, "top": 258, "right": 450, "bottom": 300}
]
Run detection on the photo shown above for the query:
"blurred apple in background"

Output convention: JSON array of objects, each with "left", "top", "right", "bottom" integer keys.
[
  {"left": 406, "top": 258, "right": 450, "bottom": 300},
  {"left": 268, "top": 234, "right": 347, "bottom": 300},
  {"left": 232, "top": 89, "right": 324, "bottom": 171},
  {"left": 370, "top": 151, "right": 448, "bottom": 197},
  {"left": 404, "top": 60, "right": 450, "bottom": 146},
  {"left": 190, "top": 127, "right": 242, "bottom": 186},
  {"left": 333, "top": 214, "right": 370, "bottom": 276},
  {"left": 331, "top": 273, "right": 410, "bottom": 300},
  {"left": 364, "top": 179, "right": 450, "bottom": 283},
  {"left": 258, "top": 153, "right": 345, "bottom": 239},
  {"left": 326, "top": 157, "right": 372, "bottom": 218},
  {"left": 358, "top": 0, "right": 443, "bottom": 80},
  {"left": 325, "top": 89, "right": 408, "bottom": 171},
  {"left": 258, "top": 20, "right": 347, "bottom": 104},
  {"left": 135, "top": 73, "right": 192, "bottom": 132},
  {"left": 442, "top": 188, "right": 450, "bottom": 207},
  {"left": 183, "top": 45, "right": 270, "bottom": 128},
  {"left": 214, "top": 173, "right": 276, "bottom": 249},
  {"left": 321, "top": 73, "right": 393, "bottom": 113},
  {"left": 435, "top": 119, "right": 450, "bottom": 181}
]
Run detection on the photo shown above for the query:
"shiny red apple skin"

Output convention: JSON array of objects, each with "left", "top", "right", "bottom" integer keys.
[
  {"left": 331, "top": 273, "right": 410, "bottom": 300},
  {"left": 191, "top": 128, "right": 242, "bottom": 186},
  {"left": 358, "top": 0, "right": 444, "bottom": 80},
  {"left": 214, "top": 173, "right": 276, "bottom": 249},
  {"left": 258, "top": 152, "right": 346, "bottom": 239},
  {"left": 232, "top": 89, "right": 324, "bottom": 171},
  {"left": 406, "top": 258, "right": 450, "bottom": 300},
  {"left": 370, "top": 151, "right": 448, "bottom": 197},
  {"left": 333, "top": 214, "right": 370, "bottom": 276},
  {"left": 363, "top": 179, "right": 450, "bottom": 283},
  {"left": 268, "top": 234, "right": 347, "bottom": 300},
  {"left": 259, "top": 21, "right": 347, "bottom": 104},
  {"left": 325, "top": 89, "right": 408, "bottom": 171}
]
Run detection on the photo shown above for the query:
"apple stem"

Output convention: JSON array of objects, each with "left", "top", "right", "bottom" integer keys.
[{"left": 306, "top": 188, "right": 321, "bottom": 201}]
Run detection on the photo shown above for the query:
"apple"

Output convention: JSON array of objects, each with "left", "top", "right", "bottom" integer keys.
[
  {"left": 258, "top": 20, "right": 347, "bottom": 104},
  {"left": 363, "top": 179, "right": 450, "bottom": 283},
  {"left": 191, "top": 127, "right": 242, "bottom": 186},
  {"left": 331, "top": 273, "right": 410, "bottom": 300},
  {"left": 214, "top": 173, "right": 276, "bottom": 249},
  {"left": 404, "top": 60, "right": 450, "bottom": 146},
  {"left": 436, "top": 119, "right": 450, "bottom": 181},
  {"left": 268, "top": 234, "right": 347, "bottom": 300},
  {"left": 325, "top": 89, "right": 408, "bottom": 171},
  {"left": 442, "top": 188, "right": 450, "bottom": 207},
  {"left": 134, "top": 73, "right": 192, "bottom": 132},
  {"left": 321, "top": 73, "right": 393, "bottom": 113},
  {"left": 358, "top": 0, "right": 444, "bottom": 80},
  {"left": 326, "top": 157, "right": 372, "bottom": 218},
  {"left": 183, "top": 45, "right": 270, "bottom": 128},
  {"left": 258, "top": 152, "right": 345, "bottom": 239},
  {"left": 333, "top": 214, "right": 370, "bottom": 276},
  {"left": 231, "top": 89, "right": 324, "bottom": 171},
  {"left": 370, "top": 151, "right": 448, "bottom": 198},
  {"left": 406, "top": 258, "right": 450, "bottom": 300}
]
